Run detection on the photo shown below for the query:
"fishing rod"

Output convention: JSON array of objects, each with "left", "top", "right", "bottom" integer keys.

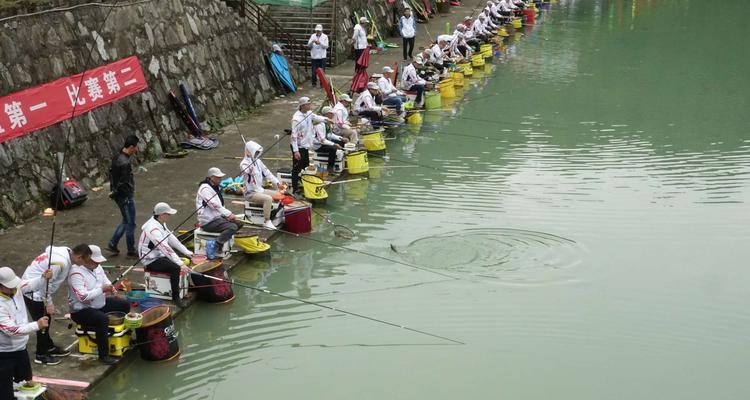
[
  {"left": 242, "top": 219, "right": 457, "bottom": 280},
  {"left": 189, "top": 270, "right": 465, "bottom": 345},
  {"left": 42, "top": 0, "right": 123, "bottom": 333}
]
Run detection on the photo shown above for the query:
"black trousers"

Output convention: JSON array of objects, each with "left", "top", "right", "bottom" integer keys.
[
  {"left": 358, "top": 110, "right": 383, "bottom": 124},
  {"left": 22, "top": 296, "right": 53, "bottom": 356},
  {"left": 315, "top": 144, "right": 338, "bottom": 172},
  {"left": 353, "top": 48, "right": 365, "bottom": 61},
  {"left": 70, "top": 297, "right": 130, "bottom": 358},
  {"left": 0, "top": 349, "right": 32, "bottom": 399},
  {"left": 145, "top": 257, "right": 182, "bottom": 302},
  {"left": 403, "top": 37, "right": 415, "bottom": 59},
  {"left": 201, "top": 218, "right": 242, "bottom": 245},
  {"left": 291, "top": 147, "right": 310, "bottom": 192},
  {"left": 311, "top": 58, "right": 326, "bottom": 85}
]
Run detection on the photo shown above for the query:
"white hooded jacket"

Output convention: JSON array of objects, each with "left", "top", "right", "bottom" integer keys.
[
  {"left": 0, "top": 277, "right": 44, "bottom": 352},
  {"left": 241, "top": 141, "right": 280, "bottom": 196}
]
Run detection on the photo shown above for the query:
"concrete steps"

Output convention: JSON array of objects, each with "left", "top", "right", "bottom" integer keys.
[{"left": 264, "top": 2, "right": 338, "bottom": 66}]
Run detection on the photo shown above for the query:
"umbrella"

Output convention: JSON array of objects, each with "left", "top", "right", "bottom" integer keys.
[{"left": 350, "top": 45, "right": 371, "bottom": 93}]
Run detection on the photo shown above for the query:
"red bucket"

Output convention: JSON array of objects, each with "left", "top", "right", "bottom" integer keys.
[
  {"left": 524, "top": 8, "right": 535, "bottom": 24},
  {"left": 284, "top": 201, "right": 312, "bottom": 234},
  {"left": 135, "top": 305, "right": 179, "bottom": 361}
]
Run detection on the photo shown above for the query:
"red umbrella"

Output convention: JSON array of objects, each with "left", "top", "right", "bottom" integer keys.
[{"left": 350, "top": 46, "right": 371, "bottom": 93}]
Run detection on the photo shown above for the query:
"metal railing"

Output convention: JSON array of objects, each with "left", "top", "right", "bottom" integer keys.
[{"left": 238, "top": 0, "right": 308, "bottom": 73}]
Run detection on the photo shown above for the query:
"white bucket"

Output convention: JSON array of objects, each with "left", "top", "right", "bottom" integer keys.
[{"left": 344, "top": 143, "right": 356, "bottom": 153}]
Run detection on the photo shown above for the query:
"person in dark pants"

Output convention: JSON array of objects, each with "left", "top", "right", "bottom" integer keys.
[
  {"left": 352, "top": 16, "right": 369, "bottom": 62},
  {"left": 400, "top": 7, "right": 417, "bottom": 60},
  {"left": 307, "top": 24, "right": 329, "bottom": 87},
  {"left": 0, "top": 266, "right": 51, "bottom": 398},
  {"left": 108, "top": 134, "right": 139, "bottom": 257},
  {"left": 68, "top": 246, "right": 129, "bottom": 365},
  {"left": 21, "top": 244, "right": 92, "bottom": 365},
  {"left": 196, "top": 167, "right": 242, "bottom": 258},
  {"left": 139, "top": 203, "right": 193, "bottom": 308},
  {"left": 291, "top": 97, "right": 316, "bottom": 194}
]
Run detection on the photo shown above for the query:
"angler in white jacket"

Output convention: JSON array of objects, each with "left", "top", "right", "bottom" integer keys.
[
  {"left": 354, "top": 82, "right": 385, "bottom": 123},
  {"left": 138, "top": 203, "right": 193, "bottom": 307},
  {"left": 308, "top": 24, "right": 329, "bottom": 87},
  {"left": 67, "top": 245, "right": 129, "bottom": 365},
  {"left": 312, "top": 115, "right": 342, "bottom": 177},
  {"left": 332, "top": 94, "right": 359, "bottom": 144},
  {"left": 242, "top": 140, "right": 286, "bottom": 230},
  {"left": 0, "top": 266, "right": 51, "bottom": 397},
  {"left": 196, "top": 167, "right": 241, "bottom": 260},
  {"left": 21, "top": 244, "right": 91, "bottom": 364}
]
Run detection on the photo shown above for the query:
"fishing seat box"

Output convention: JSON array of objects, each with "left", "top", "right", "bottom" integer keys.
[
  {"left": 75, "top": 323, "right": 131, "bottom": 357},
  {"left": 193, "top": 228, "right": 234, "bottom": 259},
  {"left": 277, "top": 168, "right": 293, "bottom": 186},
  {"left": 145, "top": 270, "right": 189, "bottom": 301},
  {"left": 309, "top": 149, "right": 345, "bottom": 174},
  {"left": 244, "top": 200, "right": 285, "bottom": 227}
]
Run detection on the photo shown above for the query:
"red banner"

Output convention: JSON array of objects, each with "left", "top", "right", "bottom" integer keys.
[{"left": 0, "top": 56, "right": 148, "bottom": 144}]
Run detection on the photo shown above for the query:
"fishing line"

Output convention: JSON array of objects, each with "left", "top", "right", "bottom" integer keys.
[
  {"left": 242, "top": 220, "right": 458, "bottom": 280},
  {"left": 189, "top": 270, "right": 465, "bottom": 345}
]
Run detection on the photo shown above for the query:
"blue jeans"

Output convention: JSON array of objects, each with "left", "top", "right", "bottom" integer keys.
[
  {"left": 311, "top": 58, "right": 326, "bottom": 85},
  {"left": 383, "top": 96, "right": 405, "bottom": 114},
  {"left": 109, "top": 196, "right": 136, "bottom": 252}
]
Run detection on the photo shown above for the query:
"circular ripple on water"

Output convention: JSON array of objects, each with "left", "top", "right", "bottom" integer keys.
[{"left": 401, "top": 228, "right": 585, "bottom": 285}]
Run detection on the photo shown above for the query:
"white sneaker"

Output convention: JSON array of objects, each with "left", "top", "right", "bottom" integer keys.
[{"left": 263, "top": 221, "right": 277, "bottom": 230}]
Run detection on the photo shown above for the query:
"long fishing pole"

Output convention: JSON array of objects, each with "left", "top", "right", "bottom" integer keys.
[
  {"left": 189, "top": 270, "right": 465, "bottom": 345},
  {"left": 243, "top": 220, "right": 457, "bottom": 280},
  {"left": 42, "top": 0, "right": 123, "bottom": 333}
]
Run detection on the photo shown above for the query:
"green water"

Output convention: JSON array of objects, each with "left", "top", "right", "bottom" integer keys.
[{"left": 91, "top": 1, "right": 750, "bottom": 398}]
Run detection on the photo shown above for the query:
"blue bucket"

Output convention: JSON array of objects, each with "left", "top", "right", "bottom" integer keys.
[{"left": 139, "top": 298, "right": 163, "bottom": 311}]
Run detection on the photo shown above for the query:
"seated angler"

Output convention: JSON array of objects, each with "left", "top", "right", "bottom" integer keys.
[
  {"left": 312, "top": 115, "right": 343, "bottom": 177},
  {"left": 196, "top": 167, "right": 242, "bottom": 260},
  {"left": 321, "top": 106, "right": 349, "bottom": 147},
  {"left": 242, "top": 140, "right": 286, "bottom": 230},
  {"left": 401, "top": 57, "right": 427, "bottom": 108},
  {"left": 332, "top": 94, "right": 359, "bottom": 145},
  {"left": 139, "top": 203, "right": 193, "bottom": 308},
  {"left": 377, "top": 66, "right": 407, "bottom": 116},
  {"left": 429, "top": 39, "right": 448, "bottom": 74},
  {"left": 67, "top": 245, "right": 130, "bottom": 365},
  {"left": 353, "top": 82, "right": 386, "bottom": 124}
]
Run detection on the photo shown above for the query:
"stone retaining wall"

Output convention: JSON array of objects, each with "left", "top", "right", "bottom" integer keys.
[{"left": 0, "top": 0, "right": 301, "bottom": 228}]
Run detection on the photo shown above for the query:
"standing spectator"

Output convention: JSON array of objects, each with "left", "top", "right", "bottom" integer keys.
[
  {"left": 400, "top": 7, "right": 417, "bottom": 61},
  {"left": 307, "top": 24, "right": 329, "bottom": 88},
  {"left": 107, "top": 134, "right": 139, "bottom": 258},
  {"left": 0, "top": 266, "right": 51, "bottom": 398},
  {"left": 352, "top": 16, "right": 369, "bottom": 61}
]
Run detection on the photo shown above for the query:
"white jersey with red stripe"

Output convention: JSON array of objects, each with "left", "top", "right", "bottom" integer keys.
[
  {"left": 21, "top": 246, "right": 72, "bottom": 305},
  {"left": 0, "top": 277, "right": 44, "bottom": 352},
  {"left": 138, "top": 216, "right": 192, "bottom": 267},
  {"left": 67, "top": 264, "right": 109, "bottom": 313}
]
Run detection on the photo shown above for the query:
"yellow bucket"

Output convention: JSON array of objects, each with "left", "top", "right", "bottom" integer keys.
[
  {"left": 451, "top": 71, "right": 464, "bottom": 87},
  {"left": 512, "top": 18, "right": 522, "bottom": 29},
  {"left": 480, "top": 44, "right": 493, "bottom": 58},
  {"left": 345, "top": 150, "right": 369, "bottom": 174},
  {"left": 439, "top": 78, "right": 455, "bottom": 99},
  {"left": 234, "top": 236, "right": 270, "bottom": 254},
  {"left": 406, "top": 111, "right": 423, "bottom": 125},
  {"left": 301, "top": 175, "right": 328, "bottom": 201},
  {"left": 497, "top": 27, "right": 509, "bottom": 37},
  {"left": 424, "top": 91, "right": 442, "bottom": 110},
  {"left": 362, "top": 130, "right": 386, "bottom": 152},
  {"left": 471, "top": 54, "right": 485, "bottom": 68},
  {"left": 458, "top": 61, "right": 473, "bottom": 77}
]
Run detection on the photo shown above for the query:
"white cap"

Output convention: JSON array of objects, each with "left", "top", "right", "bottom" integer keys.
[
  {"left": 383, "top": 66, "right": 394, "bottom": 73},
  {"left": 414, "top": 57, "right": 424, "bottom": 64},
  {"left": 321, "top": 106, "right": 334, "bottom": 114},
  {"left": 154, "top": 202, "right": 177, "bottom": 215},
  {"left": 0, "top": 267, "right": 21, "bottom": 289},
  {"left": 464, "top": 16, "right": 472, "bottom": 20},
  {"left": 89, "top": 245, "right": 107, "bottom": 263},
  {"left": 367, "top": 82, "right": 379, "bottom": 90},
  {"left": 338, "top": 94, "right": 352, "bottom": 102},
  {"left": 207, "top": 167, "right": 226, "bottom": 178},
  {"left": 272, "top": 44, "right": 282, "bottom": 52},
  {"left": 372, "top": 73, "right": 383, "bottom": 79},
  {"left": 315, "top": 24, "right": 323, "bottom": 31},
  {"left": 298, "top": 96, "right": 311, "bottom": 106},
  {"left": 359, "top": 16, "right": 368, "bottom": 23}
]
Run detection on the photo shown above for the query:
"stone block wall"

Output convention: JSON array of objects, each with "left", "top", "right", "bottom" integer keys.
[
  {"left": 331, "top": 0, "right": 394, "bottom": 64},
  {"left": 0, "top": 0, "right": 302, "bottom": 228}
]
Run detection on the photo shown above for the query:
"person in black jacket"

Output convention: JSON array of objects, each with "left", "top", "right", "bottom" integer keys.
[{"left": 107, "top": 135, "right": 139, "bottom": 257}]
